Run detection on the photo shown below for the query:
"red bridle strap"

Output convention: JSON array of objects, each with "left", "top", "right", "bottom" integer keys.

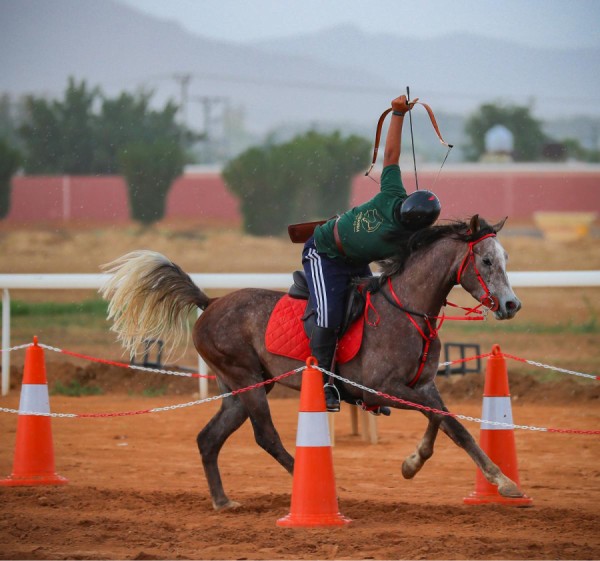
[
  {"left": 364, "top": 232, "right": 500, "bottom": 388},
  {"left": 385, "top": 278, "right": 439, "bottom": 388},
  {"left": 456, "top": 233, "right": 499, "bottom": 312}
]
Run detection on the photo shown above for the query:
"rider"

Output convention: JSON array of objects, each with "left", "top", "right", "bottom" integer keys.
[{"left": 302, "top": 94, "right": 442, "bottom": 412}]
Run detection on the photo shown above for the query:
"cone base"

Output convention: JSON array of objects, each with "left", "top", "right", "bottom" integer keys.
[
  {"left": 463, "top": 491, "right": 533, "bottom": 507},
  {"left": 276, "top": 512, "right": 351, "bottom": 527},
  {"left": 0, "top": 473, "right": 68, "bottom": 487}
]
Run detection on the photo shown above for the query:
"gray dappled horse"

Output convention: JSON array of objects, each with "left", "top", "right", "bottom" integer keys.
[{"left": 101, "top": 215, "right": 523, "bottom": 510}]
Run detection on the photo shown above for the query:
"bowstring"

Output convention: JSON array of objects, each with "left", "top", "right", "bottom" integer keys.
[
  {"left": 432, "top": 144, "right": 453, "bottom": 189},
  {"left": 407, "top": 86, "right": 419, "bottom": 191}
]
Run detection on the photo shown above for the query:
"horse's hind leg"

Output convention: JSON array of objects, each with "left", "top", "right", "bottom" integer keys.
[
  {"left": 401, "top": 412, "right": 442, "bottom": 479},
  {"left": 197, "top": 373, "right": 294, "bottom": 511},
  {"left": 236, "top": 386, "right": 295, "bottom": 475},
  {"left": 197, "top": 390, "right": 249, "bottom": 510}
]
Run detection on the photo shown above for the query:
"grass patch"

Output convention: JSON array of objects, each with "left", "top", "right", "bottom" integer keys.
[
  {"left": 140, "top": 386, "right": 168, "bottom": 397},
  {"left": 442, "top": 316, "right": 598, "bottom": 335},
  {"left": 51, "top": 380, "right": 103, "bottom": 397},
  {"left": 7, "top": 299, "right": 108, "bottom": 317}
]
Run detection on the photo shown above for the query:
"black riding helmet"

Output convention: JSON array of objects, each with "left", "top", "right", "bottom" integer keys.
[{"left": 399, "top": 190, "right": 441, "bottom": 230}]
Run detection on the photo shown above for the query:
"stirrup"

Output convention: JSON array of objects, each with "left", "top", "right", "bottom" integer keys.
[{"left": 323, "top": 383, "right": 341, "bottom": 413}]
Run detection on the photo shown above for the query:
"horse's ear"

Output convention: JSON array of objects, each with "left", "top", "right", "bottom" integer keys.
[
  {"left": 492, "top": 216, "right": 508, "bottom": 233},
  {"left": 469, "top": 214, "right": 480, "bottom": 234}
]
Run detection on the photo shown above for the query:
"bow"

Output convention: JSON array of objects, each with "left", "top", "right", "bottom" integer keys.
[{"left": 365, "top": 87, "right": 454, "bottom": 189}]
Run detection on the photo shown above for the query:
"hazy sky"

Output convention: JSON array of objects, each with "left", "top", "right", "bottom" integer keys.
[{"left": 119, "top": 0, "right": 600, "bottom": 49}]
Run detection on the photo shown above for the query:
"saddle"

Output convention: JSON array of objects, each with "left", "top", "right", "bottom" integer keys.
[
  {"left": 265, "top": 272, "right": 370, "bottom": 365},
  {"left": 265, "top": 273, "right": 391, "bottom": 415}
]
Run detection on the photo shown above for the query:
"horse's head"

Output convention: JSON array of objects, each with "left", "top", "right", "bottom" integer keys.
[{"left": 456, "top": 215, "right": 521, "bottom": 320}]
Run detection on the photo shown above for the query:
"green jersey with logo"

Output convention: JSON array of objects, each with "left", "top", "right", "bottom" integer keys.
[{"left": 314, "top": 164, "right": 408, "bottom": 264}]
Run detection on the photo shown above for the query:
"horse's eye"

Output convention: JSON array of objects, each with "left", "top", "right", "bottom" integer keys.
[{"left": 482, "top": 258, "right": 492, "bottom": 266}]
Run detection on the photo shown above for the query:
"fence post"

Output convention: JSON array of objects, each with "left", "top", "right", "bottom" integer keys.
[
  {"left": 2, "top": 288, "right": 10, "bottom": 396},
  {"left": 197, "top": 308, "right": 209, "bottom": 398}
]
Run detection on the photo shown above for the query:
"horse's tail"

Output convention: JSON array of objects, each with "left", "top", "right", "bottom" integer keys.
[{"left": 100, "top": 250, "right": 210, "bottom": 360}]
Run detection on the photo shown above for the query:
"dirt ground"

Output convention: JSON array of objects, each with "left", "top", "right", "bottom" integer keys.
[
  {"left": 0, "top": 389, "right": 599, "bottom": 560},
  {"left": 1, "top": 220, "right": 599, "bottom": 560}
]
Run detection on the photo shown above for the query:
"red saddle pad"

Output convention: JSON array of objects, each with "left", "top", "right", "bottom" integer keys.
[{"left": 265, "top": 295, "right": 364, "bottom": 364}]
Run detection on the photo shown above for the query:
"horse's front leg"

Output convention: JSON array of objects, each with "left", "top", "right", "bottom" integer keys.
[
  {"left": 387, "top": 382, "right": 523, "bottom": 498},
  {"left": 439, "top": 415, "right": 523, "bottom": 498},
  {"left": 401, "top": 411, "right": 442, "bottom": 479}
]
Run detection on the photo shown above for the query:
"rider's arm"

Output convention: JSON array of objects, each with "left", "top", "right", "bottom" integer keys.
[{"left": 383, "top": 95, "right": 417, "bottom": 167}]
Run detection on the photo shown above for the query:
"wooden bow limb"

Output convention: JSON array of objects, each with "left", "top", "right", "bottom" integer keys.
[{"left": 365, "top": 98, "right": 453, "bottom": 177}]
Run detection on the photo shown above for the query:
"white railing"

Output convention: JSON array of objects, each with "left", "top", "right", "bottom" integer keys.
[{"left": 2, "top": 271, "right": 600, "bottom": 397}]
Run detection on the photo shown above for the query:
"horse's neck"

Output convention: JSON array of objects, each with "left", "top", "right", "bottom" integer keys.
[{"left": 389, "top": 238, "right": 462, "bottom": 316}]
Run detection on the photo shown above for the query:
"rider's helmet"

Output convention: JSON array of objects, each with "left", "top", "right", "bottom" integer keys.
[{"left": 399, "top": 190, "right": 441, "bottom": 230}]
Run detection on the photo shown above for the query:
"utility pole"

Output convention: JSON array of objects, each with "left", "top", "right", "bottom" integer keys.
[
  {"left": 173, "top": 73, "right": 192, "bottom": 145},
  {"left": 192, "top": 95, "right": 227, "bottom": 163}
]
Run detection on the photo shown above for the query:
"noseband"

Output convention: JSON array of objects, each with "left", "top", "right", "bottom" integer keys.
[{"left": 456, "top": 233, "right": 499, "bottom": 312}]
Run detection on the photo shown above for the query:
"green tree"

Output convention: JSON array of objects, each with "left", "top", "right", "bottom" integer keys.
[
  {"left": 0, "top": 94, "right": 24, "bottom": 150},
  {"left": 463, "top": 102, "right": 548, "bottom": 162},
  {"left": 119, "top": 139, "right": 185, "bottom": 226},
  {"left": 18, "top": 78, "right": 191, "bottom": 174},
  {"left": 562, "top": 138, "right": 600, "bottom": 163},
  {"left": 17, "top": 78, "right": 192, "bottom": 225},
  {"left": 223, "top": 131, "right": 370, "bottom": 236},
  {"left": 0, "top": 139, "right": 22, "bottom": 219},
  {"left": 95, "top": 92, "right": 183, "bottom": 173},
  {"left": 19, "top": 78, "right": 99, "bottom": 173}
]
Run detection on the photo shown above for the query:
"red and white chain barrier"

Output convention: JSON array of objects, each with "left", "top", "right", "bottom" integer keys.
[
  {"left": 438, "top": 352, "right": 599, "bottom": 381},
  {"left": 0, "top": 341, "right": 598, "bottom": 435},
  {"left": 38, "top": 342, "right": 216, "bottom": 380}
]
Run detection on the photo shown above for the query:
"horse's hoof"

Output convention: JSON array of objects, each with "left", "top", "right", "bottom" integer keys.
[
  {"left": 213, "top": 499, "right": 242, "bottom": 511},
  {"left": 401, "top": 455, "right": 420, "bottom": 479},
  {"left": 498, "top": 480, "right": 524, "bottom": 498}
]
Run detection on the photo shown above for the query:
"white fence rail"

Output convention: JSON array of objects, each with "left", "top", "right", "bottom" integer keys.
[{"left": 2, "top": 271, "right": 600, "bottom": 396}]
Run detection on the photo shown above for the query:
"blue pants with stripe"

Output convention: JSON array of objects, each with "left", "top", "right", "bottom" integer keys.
[{"left": 302, "top": 237, "right": 372, "bottom": 331}]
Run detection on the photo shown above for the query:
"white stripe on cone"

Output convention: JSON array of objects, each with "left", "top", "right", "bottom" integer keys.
[
  {"left": 19, "top": 384, "right": 51, "bottom": 415},
  {"left": 481, "top": 396, "right": 513, "bottom": 430},
  {"left": 296, "top": 412, "right": 331, "bottom": 447}
]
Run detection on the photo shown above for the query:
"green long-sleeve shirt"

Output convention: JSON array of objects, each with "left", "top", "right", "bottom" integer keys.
[{"left": 313, "top": 164, "right": 409, "bottom": 265}]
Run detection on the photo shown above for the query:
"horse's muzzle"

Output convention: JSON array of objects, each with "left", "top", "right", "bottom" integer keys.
[{"left": 494, "top": 296, "right": 522, "bottom": 320}]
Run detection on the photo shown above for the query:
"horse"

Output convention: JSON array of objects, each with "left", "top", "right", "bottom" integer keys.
[{"left": 100, "top": 214, "right": 523, "bottom": 510}]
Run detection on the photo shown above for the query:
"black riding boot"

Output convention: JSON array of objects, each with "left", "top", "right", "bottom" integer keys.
[{"left": 309, "top": 325, "right": 340, "bottom": 413}]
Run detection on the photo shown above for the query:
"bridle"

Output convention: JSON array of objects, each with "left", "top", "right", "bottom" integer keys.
[
  {"left": 363, "top": 232, "right": 500, "bottom": 388},
  {"left": 456, "top": 232, "right": 500, "bottom": 313}
]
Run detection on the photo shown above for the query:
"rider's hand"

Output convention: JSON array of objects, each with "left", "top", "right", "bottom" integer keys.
[{"left": 391, "top": 95, "right": 418, "bottom": 115}]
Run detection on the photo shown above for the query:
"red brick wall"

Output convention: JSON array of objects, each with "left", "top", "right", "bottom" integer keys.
[
  {"left": 6, "top": 166, "right": 599, "bottom": 225},
  {"left": 166, "top": 174, "right": 240, "bottom": 224},
  {"left": 9, "top": 176, "right": 130, "bottom": 223}
]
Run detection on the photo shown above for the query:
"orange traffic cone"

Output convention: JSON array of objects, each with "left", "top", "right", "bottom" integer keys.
[
  {"left": 463, "top": 344, "right": 531, "bottom": 506},
  {"left": 277, "top": 357, "right": 351, "bottom": 527},
  {"left": 0, "top": 337, "right": 68, "bottom": 487}
]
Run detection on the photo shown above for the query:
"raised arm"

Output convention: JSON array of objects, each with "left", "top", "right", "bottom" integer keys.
[{"left": 383, "top": 95, "right": 417, "bottom": 167}]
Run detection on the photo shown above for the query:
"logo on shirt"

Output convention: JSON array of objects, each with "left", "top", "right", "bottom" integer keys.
[{"left": 354, "top": 208, "right": 383, "bottom": 233}]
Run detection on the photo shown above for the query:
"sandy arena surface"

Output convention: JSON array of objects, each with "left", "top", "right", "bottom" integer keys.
[
  {"left": 0, "top": 386, "right": 599, "bottom": 560},
  {"left": 0, "top": 221, "right": 599, "bottom": 559}
]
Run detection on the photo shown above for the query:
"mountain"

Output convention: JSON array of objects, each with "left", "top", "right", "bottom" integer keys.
[
  {"left": 1, "top": 0, "right": 598, "bottom": 156},
  {"left": 252, "top": 24, "right": 600, "bottom": 118},
  {"left": 0, "top": 0, "right": 392, "bottom": 134}
]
